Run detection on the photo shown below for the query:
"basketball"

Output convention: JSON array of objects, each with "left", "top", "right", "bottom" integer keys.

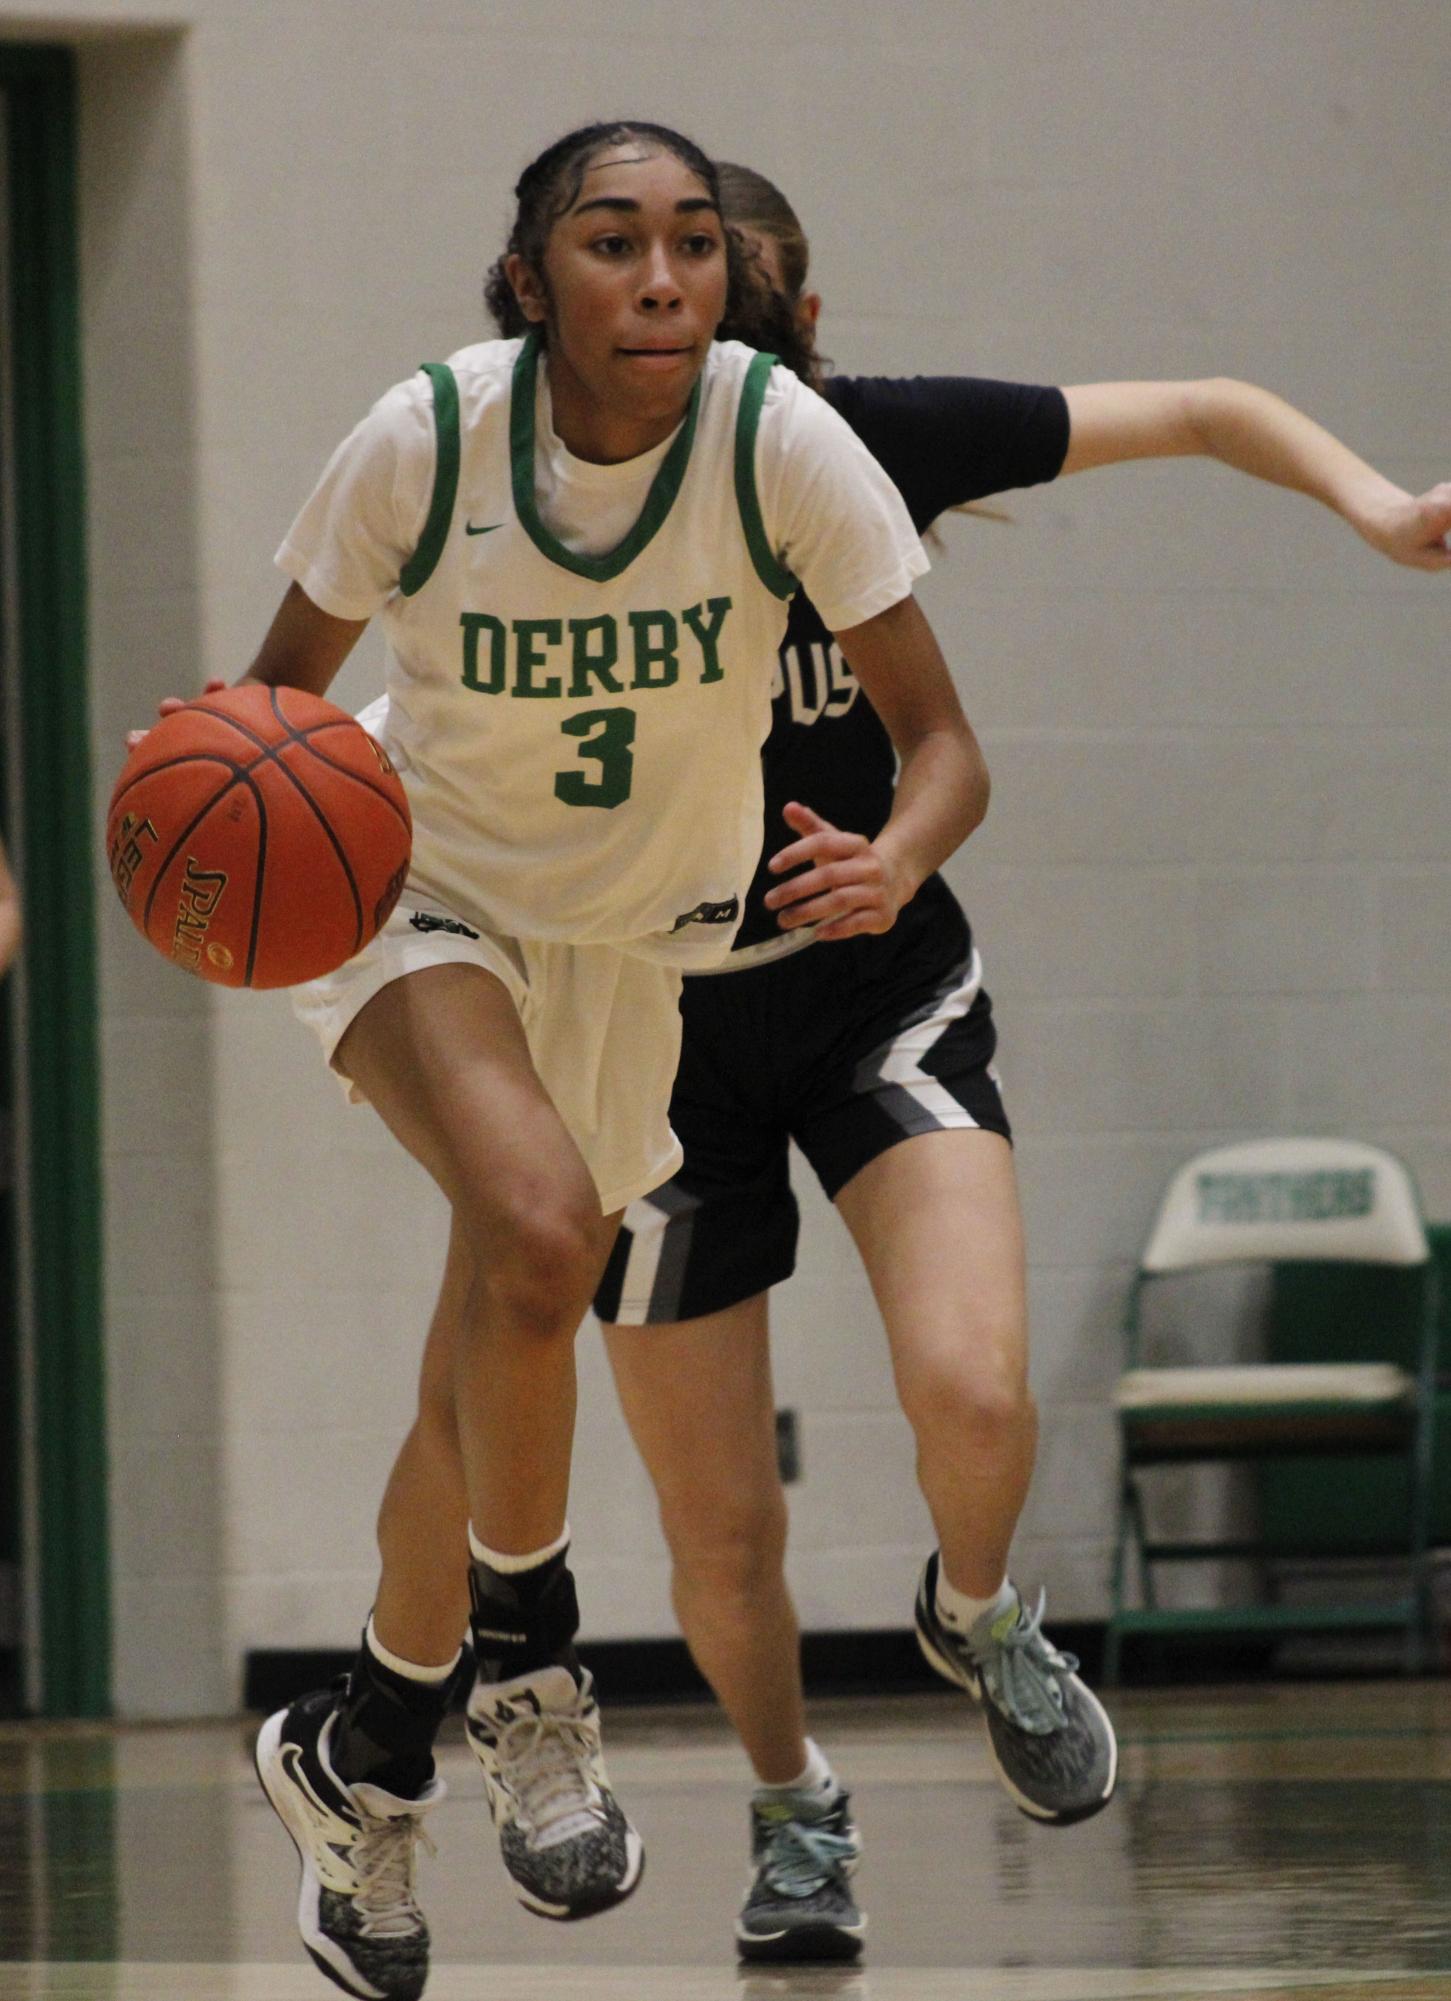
[{"left": 106, "top": 684, "right": 412, "bottom": 989}]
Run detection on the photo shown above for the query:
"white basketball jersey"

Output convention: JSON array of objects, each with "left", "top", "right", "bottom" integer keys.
[{"left": 362, "top": 335, "right": 799, "bottom": 968}]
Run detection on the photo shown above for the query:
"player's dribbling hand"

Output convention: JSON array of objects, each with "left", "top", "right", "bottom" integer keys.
[
  {"left": 1359, "top": 482, "right": 1451, "bottom": 571},
  {"left": 765, "top": 800, "right": 913, "bottom": 943},
  {"left": 124, "top": 677, "right": 227, "bottom": 752}
]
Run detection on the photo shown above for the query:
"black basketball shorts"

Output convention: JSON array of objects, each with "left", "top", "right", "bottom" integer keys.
[{"left": 593, "top": 874, "right": 1011, "bottom": 1326}]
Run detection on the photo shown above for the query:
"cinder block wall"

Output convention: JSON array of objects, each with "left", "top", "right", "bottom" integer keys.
[{"left": 17, "top": 0, "right": 1446, "bottom": 1711}]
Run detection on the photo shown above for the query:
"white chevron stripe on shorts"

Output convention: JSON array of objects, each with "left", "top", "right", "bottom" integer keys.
[
  {"left": 607, "top": 1180, "right": 701, "bottom": 1326},
  {"left": 851, "top": 945, "right": 989, "bottom": 1133}
]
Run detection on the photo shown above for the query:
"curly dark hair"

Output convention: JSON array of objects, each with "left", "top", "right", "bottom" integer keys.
[
  {"left": 481, "top": 121, "right": 818, "bottom": 387},
  {"left": 716, "top": 161, "right": 828, "bottom": 387},
  {"left": 717, "top": 162, "right": 812, "bottom": 301}
]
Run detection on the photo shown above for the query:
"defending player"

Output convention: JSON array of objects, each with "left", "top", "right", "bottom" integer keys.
[
  {"left": 585, "top": 165, "right": 1451, "bottom": 1961},
  {"left": 178, "top": 126, "right": 985, "bottom": 2001}
]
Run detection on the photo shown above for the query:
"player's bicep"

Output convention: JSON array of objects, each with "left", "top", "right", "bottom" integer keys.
[
  {"left": 243, "top": 581, "right": 369, "bottom": 699},
  {"left": 1060, "top": 380, "right": 1205, "bottom": 475}
]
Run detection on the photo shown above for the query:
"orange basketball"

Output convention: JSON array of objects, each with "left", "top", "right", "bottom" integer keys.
[{"left": 106, "top": 684, "right": 412, "bottom": 989}]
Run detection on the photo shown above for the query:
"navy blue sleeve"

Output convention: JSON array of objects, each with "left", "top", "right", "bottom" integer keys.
[{"left": 823, "top": 374, "right": 1070, "bottom": 534}]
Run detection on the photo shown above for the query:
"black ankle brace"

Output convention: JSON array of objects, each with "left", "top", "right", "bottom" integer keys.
[
  {"left": 469, "top": 1548, "right": 581, "bottom": 1684},
  {"left": 329, "top": 1634, "right": 453, "bottom": 1796}
]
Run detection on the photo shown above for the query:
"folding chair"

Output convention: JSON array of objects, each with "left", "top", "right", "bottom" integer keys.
[{"left": 1105, "top": 1137, "right": 1438, "bottom": 1682}]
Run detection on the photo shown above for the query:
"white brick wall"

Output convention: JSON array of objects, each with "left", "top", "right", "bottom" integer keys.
[{"left": 14, "top": 0, "right": 1445, "bottom": 1712}]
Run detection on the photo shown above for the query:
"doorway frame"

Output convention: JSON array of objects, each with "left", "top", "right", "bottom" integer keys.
[{"left": 0, "top": 42, "right": 108, "bottom": 1719}]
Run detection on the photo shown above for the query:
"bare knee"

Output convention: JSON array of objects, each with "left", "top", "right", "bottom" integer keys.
[
  {"left": 663, "top": 1486, "right": 789, "bottom": 1608},
  {"left": 900, "top": 1344, "right": 1035, "bottom": 1453},
  {"left": 460, "top": 1197, "right": 604, "bottom": 1338}
]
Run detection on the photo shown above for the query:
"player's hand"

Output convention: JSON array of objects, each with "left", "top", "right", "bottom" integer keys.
[
  {"left": 764, "top": 800, "right": 913, "bottom": 943},
  {"left": 124, "top": 677, "right": 226, "bottom": 752},
  {"left": 1358, "top": 483, "right": 1451, "bottom": 572}
]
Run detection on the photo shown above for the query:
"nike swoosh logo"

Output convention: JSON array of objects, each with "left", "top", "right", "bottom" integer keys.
[
  {"left": 280, "top": 1743, "right": 346, "bottom": 1828},
  {"left": 466, "top": 521, "right": 503, "bottom": 536}
]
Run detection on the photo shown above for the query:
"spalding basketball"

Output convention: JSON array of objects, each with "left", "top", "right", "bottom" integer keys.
[{"left": 107, "top": 684, "right": 411, "bottom": 989}]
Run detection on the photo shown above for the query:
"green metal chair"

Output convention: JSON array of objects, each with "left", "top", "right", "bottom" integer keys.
[{"left": 1105, "top": 1137, "right": 1439, "bottom": 1683}]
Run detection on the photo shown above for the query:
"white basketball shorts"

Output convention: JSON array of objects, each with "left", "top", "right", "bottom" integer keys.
[{"left": 291, "top": 889, "right": 685, "bottom": 1215}]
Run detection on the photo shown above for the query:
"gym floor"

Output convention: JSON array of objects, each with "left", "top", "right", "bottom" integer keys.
[{"left": 2, "top": 1680, "right": 1450, "bottom": 2000}]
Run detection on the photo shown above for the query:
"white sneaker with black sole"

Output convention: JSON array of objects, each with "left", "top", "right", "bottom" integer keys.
[
  {"left": 255, "top": 1686, "right": 444, "bottom": 2001},
  {"left": 466, "top": 1662, "right": 643, "bottom": 1919},
  {"left": 914, "top": 1554, "right": 1118, "bottom": 1825}
]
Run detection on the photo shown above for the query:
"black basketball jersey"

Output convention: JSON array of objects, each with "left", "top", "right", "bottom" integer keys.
[{"left": 731, "top": 373, "right": 1069, "bottom": 950}]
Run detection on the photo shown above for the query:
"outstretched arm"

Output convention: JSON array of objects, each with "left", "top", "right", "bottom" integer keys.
[
  {"left": 1060, "top": 379, "right": 1451, "bottom": 571},
  {"left": 0, "top": 835, "right": 19, "bottom": 979},
  {"left": 766, "top": 594, "right": 988, "bottom": 944}
]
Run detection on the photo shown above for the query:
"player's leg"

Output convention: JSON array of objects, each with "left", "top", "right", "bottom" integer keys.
[
  {"left": 834, "top": 1128, "right": 1034, "bottom": 1597},
  {"left": 364, "top": 1201, "right": 646, "bottom": 1925},
  {"left": 335, "top": 961, "right": 643, "bottom": 1921},
  {"left": 591, "top": 967, "right": 807, "bottom": 1775},
  {"left": 603, "top": 1289, "right": 863, "bottom": 1962},
  {"left": 800, "top": 896, "right": 1116, "bottom": 1827},
  {"left": 257, "top": 960, "right": 615, "bottom": 1996},
  {"left": 257, "top": 953, "right": 638, "bottom": 2001},
  {"left": 603, "top": 1292, "right": 805, "bottom": 1779},
  {"left": 372, "top": 1212, "right": 472, "bottom": 1664},
  {"left": 833, "top": 1126, "right": 1113, "bottom": 1825},
  {"left": 339, "top": 962, "right": 614, "bottom": 1564},
  {"left": 591, "top": 972, "right": 805, "bottom": 1763},
  {"left": 594, "top": 956, "right": 865, "bottom": 1961}
]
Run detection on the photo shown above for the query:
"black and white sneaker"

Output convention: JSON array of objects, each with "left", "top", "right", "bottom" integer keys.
[
  {"left": 255, "top": 1686, "right": 444, "bottom": 2001},
  {"left": 914, "top": 1553, "right": 1117, "bottom": 1825},
  {"left": 465, "top": 1663, "right": 643, "bottom": 1920},
  {"left": 735, "top": 1785, "right": 865, "bottom": 1964}
]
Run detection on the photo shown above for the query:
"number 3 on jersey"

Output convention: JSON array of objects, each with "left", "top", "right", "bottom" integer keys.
[{"left": 555, "top": 707, "right": 636, "bottom": 809}]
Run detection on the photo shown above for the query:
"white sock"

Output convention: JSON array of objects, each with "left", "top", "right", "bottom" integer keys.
[
  {"left": 935, "top": 1567, "right": 1016, "bottom": 1635},
  {"left": 468, "top": 1521, "right": 570, "bottom": 1571},
  {"left": 365, "top": 1615, "right": 459, "bottom": 1685},
  {"left": 759, "top": 1736, "right": 837, "bottom": 1803}
]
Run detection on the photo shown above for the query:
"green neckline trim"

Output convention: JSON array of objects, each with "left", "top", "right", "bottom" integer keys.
[
  {"left": 399, "top": 362, "right": 460, "bottom": 597},
  {"left": 509, "top": 330, "right": 702, "bottom": 582},
  {"left": 734, "top": 350, "right": 796, "bottom": 600}
]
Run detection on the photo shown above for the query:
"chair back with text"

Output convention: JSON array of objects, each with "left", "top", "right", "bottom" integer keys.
[{"left": 1107, "top": 1137, "right": 1437, "bottom": 1681}]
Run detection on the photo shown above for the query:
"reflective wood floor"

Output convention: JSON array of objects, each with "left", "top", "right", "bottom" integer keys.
[{"left": 3, "top": 1680, "right": 1451, "bottom": 1999}]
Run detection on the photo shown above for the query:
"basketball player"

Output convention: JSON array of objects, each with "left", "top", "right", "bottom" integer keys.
[
  {"left": 578, "top": 167, "right": 1451, "bottom": 1961},
  {"left": 0, "top": 836, "right": 19, "bottom": 979},
  {"left": 310, "top": 160, "right": 1451, "bottom": 1968},
  {"left": 140, "top": 125, "right": 987, "bottom": 2001}
]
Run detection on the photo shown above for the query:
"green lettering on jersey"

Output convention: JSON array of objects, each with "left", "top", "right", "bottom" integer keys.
[
  {"left": 513, "top": 618, "right": 564, "bottom": 698},
  {"left": 460, "top": 612, "right": 506, "bottom": 695},
  {"left": 568, "top": 615, "right": 623, "bottom": 698},
  {"left": 555, "top": 706, "right": 636, "bottom": 809},
  {"left": 682, "top": 597, "right": 733, "bottom": 683},
  {"left": 629, "top": 610, "right": 679, "bottom": 690}
]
